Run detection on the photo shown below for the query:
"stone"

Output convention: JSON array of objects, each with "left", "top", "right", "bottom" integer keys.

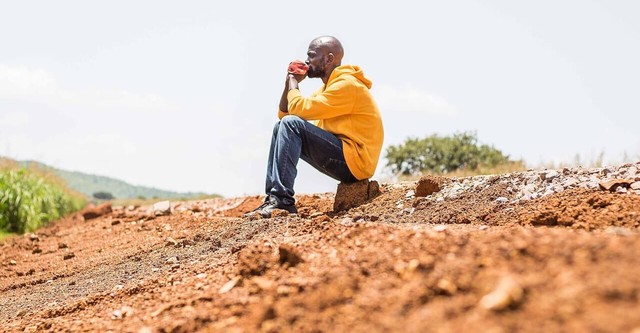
[
  {"left": 333, "top": 179, "right": 381, "bottom": 212},
  {"left": 628, "top": 166, "right": 638, "bottom": 176},
  {"left": 495, "top": 197, "right": 508, "bottom": 204},
  {"left": 166, "top": 257, "right": 178, "bottom": 264},
  {"left": 82, "top": 203, "right": 113, "bottom": 220},
  {"left": 63, "top": 253, "right": 75, "bottom": 260},
  {"left": 479, "top": 275, "right": 524, "bottom": 311},
  {"left": 415, "top": 175, "right": 448, "bottom": 197},
  {"left": 271, "top": 209, "right": 290, "bottom": 218},
  {"left": 405, "top": 190, "right": 415, "bottom": 198},
  {"left": 631, "top": 182, "right": 640, "bottom": 190},
  {"left": 433, "top": 225, "right": 447, "bottom": 232},
  {"left": 544, "top": 170, "right": 559, "bottom": 181},
  {"left": 28, "top": 234, "right": 39, "bottom": 242},
  {"left": 599, "top": 179, "right": 633, "bottom": 192},
  {"left": 165, "top": 237, "right": 178, "bottom": 247},
  {"left": 58, "top": 243, "right": 68, "bottom": 249},
  {"left": 563, "top": 178, "right": 579, "bottom": 187},
  {"left": 153, "top": 201, "right": 172, "bottom": 216},
  {"left": 9, "top": 260, "right": 17, "bottom": 266},
  {"left": 219, "top": 276, "right": 241, "bottom": 294}
]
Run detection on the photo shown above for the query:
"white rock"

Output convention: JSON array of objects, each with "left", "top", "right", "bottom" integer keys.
[
  {"left": 628, "top": 166, "right": 638, "bottom": 176},
  {"left": 563, "top": 178, "right": 579, "bottom": 187},
  {"left": 153, "top": 201, "right": 171, "bottom": 216},
  {"left": 433, "top": 225, "right": 447, "bottom": 232},
  {"left": 405, "top": 190, "right": 415, "bottom": 198},
  {"left": 495, "top": 197, "right": 508, "bottom": 204},
  {"left": 545, "top": 170, "right": 559, "bottom": 180},
  {"left": 479, "top": 275, "right": 524, "bottom": 311},
  {"left": 631, "top": 182, "right": 640, "bottom": 190}
]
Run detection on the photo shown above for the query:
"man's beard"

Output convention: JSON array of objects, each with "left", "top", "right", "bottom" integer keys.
[{"left": 307, "top": 65, "right": 324, "bottom": 78}]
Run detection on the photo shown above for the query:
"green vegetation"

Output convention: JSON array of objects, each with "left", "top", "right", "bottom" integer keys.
[
  {"left": 0, "top": 168, "right": 86, "bottom": 234},
  {"left": 0, "top": 229, "right": 14, "bottom": 241},
  {"left": 386, "top": 131, "right": 524, "bottom": 176},
  {"left": 93, "top": 191, "right": 115, "bottom": 200}
]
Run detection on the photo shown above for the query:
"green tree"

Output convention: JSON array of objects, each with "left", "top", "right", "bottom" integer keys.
[
  {"left": 385, "top": 131, "right": 511, "bottom": 175},
  {"left": 93, "top": 191, "right": 115, "bottom": 200}
]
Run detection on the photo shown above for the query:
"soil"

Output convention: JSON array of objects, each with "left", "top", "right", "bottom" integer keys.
[{"left": 2, "top": 166, "right": 640, "bottom": 332}]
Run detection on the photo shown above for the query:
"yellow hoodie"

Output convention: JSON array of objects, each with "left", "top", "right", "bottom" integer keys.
[{"left": 278, "top": 65, "right": 384, "bottom": 180}]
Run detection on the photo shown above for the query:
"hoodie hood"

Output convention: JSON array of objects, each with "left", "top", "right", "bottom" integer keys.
[{"left": 328, "top": 65, "right": 372, "bottom": 89}]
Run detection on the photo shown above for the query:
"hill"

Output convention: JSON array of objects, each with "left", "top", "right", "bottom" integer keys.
[{"left": 15, "top": 160, "right": 215, "bottom": 200}]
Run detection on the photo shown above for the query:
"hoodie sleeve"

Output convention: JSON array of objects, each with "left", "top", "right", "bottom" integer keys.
[{"left": 286, "top": 76, "right": 356, "bottom": 121}]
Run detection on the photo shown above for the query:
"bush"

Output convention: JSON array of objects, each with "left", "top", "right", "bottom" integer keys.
[
  {"left": 0, "top": 169, "right": 85, "bottom": 234},
  {"left": 93, "top": 191, "right": 115, "bottom": 200},
  {"left": 385, "top": 131, "right": 514, "bottom": 176}
]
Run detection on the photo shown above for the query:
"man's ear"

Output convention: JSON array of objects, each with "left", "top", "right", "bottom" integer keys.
[{"left": 327, "top": 53, "right": 334, "bottom": 64}]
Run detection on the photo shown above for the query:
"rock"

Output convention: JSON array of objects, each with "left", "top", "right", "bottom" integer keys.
[
  {"left": 405, "top": 190, "right": 415, "bottom": 198},
  {"left": 544, "top": 170, "right": 559, "bottom": 181},
  {"left": 479, "top": 275, "right": 524, "bottom": 311},
  {"left": 605, "top": 226, "right": 634, "bottom": 236},
  {"left": 165, "top": 237, "right": 178, "bottom": 247},
  {"left": 437, "top": 278, "right": 458, "bottom": 295},
  {"left": 628, "top": 166, "right": 638, "bottom": 176},
  {"left": 9, "top": 260, "right": 17, "bottom": 266},
  {"left": 58, "top": 243, "right": 68, "bottom": 249},
  {"left": 415, "top": 175, "right": 448, "bottom": 197},
  {"left": 631, "top": 182, "right": 640, "bottom": 190},
  {"left": 63, "top": 253, "right": 75, "bottom": 260},
  {"left": 219, "top": 276, "right": 241, "bottom": 294},
  {"left": 112, "top": 306, "right": 134, "bottom": 320},
  {"left": 82, "top": 203, "right": 113, "bottom": 220},
  {"left": 495, "top": 197, "right": 508, "bottom": 204},
  {"left": 599, "top": 179, "right": 633, "bottom": 192},
  {"left": 339, "top": 217, "right": 354, "bottom": 226},
  {"left": 111, "top": 219, "right": 121, "bottom": 226},
  {"left": 32, "top": 248, "right": 42, "bottom": 254},
  {"left": 28, "top": 234, "right": 39, "bottom": 242},
  {"left": 433, "top": 225, "right": 447, "bottom": 232},
  {"left": 271, "top": 209, "right": 290, "bottom": 218},
  {"left": 333, "top": 179, "right": 381, "bottom": 212},
  {"left": 563, "top": 177, "right": 579, "bottom": 188},
  {"left": 153, "top": 201, "right": 172, "bottom": 216},
  {"left": 166, "top": 257, "right": 178, "bottom": 264}
]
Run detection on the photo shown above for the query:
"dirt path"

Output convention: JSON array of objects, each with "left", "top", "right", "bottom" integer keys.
[{"left": 1, "top": 166, "right": 640, "bottom": 332}]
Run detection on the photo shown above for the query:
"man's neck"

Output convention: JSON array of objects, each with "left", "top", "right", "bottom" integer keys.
[{"left": 321, "top": 64, "right": 340, "bottom": 84}]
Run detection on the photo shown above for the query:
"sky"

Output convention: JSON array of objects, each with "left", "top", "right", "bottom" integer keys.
[{"left": 1, "top": 1, "right": 639, "bottom": 197}]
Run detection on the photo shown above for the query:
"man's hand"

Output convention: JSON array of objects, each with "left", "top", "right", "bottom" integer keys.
[{"left": 287, "top": 74, "right": 301, "bottom": 91}]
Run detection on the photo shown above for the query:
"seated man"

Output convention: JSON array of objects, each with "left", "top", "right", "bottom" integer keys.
[{"left": 248, "top": 36, "right": 384, "bottom": 218}]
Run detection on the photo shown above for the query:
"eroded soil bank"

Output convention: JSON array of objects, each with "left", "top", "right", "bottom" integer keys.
[{"left": 2, "top": 164, "right": 640, "bottom": 332}]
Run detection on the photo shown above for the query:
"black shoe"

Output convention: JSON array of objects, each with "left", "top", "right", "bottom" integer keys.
[{"left": 245, "top": 196, "right": 297, "bottom": 218}]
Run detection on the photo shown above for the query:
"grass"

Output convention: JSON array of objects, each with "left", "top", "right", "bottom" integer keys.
[
  {"left": 1, "top": 159, "right": 86, "bottom": 234},
  {"left": 0, "top": 229, "right": 15, "bottom": 242}
]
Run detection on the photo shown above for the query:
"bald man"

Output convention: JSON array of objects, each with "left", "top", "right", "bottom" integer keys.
[{"left": 247, "top": 36, "right": 384, "bottom": 218}]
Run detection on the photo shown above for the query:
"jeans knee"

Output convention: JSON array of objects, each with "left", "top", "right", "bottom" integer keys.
[{"left": 280, "top": 115, "right": 304, "bottom": 132}]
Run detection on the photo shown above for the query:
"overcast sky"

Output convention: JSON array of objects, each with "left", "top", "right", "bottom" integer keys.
[{"left": 1, "top": 1, "right": 639, "bottom": 197}]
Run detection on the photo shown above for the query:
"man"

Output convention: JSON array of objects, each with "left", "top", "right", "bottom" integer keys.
[{"left": 248, "top": 36, "right": 384, "bottom": 218}]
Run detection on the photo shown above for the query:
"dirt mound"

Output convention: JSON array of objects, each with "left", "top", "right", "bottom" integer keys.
[{"left": 1, "top": 164, "right": 640, "bottom": 332}]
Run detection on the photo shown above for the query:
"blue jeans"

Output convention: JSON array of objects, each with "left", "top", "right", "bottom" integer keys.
[{"left": 265, "top": 115, "right": 357, "bottom": 206}]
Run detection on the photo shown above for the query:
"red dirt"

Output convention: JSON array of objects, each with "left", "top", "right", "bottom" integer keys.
[{"left": 2, "top": 175, "right": 640, "bottom": 332}]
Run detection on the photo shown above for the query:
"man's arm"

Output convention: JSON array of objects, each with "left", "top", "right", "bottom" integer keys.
[{"left": 278, "top": 74, "right": 305, "bottom": 113}]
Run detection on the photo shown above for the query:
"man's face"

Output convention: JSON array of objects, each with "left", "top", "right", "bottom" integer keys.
[{"left": 306, "top": 45, "right": 326, "bottom": 78}]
